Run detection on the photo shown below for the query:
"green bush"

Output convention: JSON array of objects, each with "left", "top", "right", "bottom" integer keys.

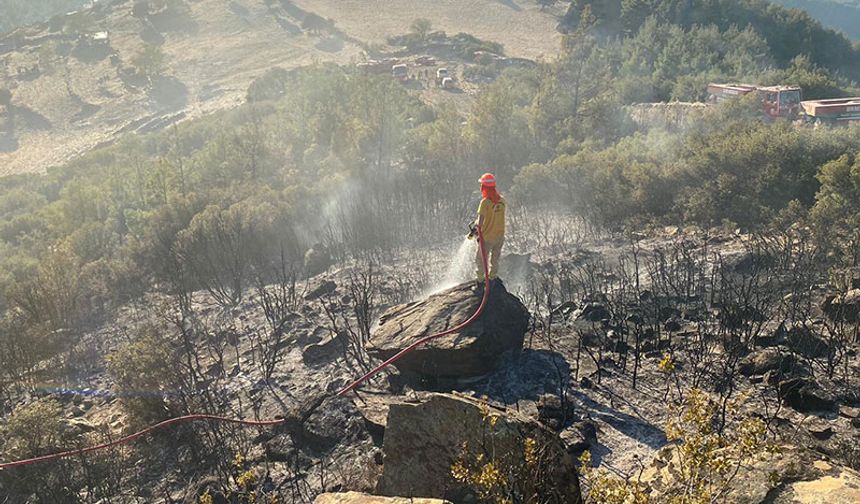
[{"left": 107, "top": 328, "right": 180, "bottom": 423}]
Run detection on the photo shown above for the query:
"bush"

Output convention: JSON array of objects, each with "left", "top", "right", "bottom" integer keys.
[
  {"left": 107, "top": 328, "right": 180, "bottom": 423},
  {"left": 579, "top": 389, "right": 775, "bottom": 503}
]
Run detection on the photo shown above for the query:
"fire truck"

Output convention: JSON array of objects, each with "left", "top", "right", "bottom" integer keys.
[
  {"left": 706, "top": 83, "right": 802, "bottom": 119},
  {"left": 800, "top": 97, "right": 860, "bottom": 125}
]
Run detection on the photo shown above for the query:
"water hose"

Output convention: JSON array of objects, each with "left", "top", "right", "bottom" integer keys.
[{"left": 0, "top": 229, "right": 491, "bottom": 470}]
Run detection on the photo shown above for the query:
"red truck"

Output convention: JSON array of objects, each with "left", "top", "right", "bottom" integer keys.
[
  {"left": 800, "top": 97, "right": 860, "bottom": 125},
  {"left": 707, "top": 83, "right": 802, "bottom": 119}
]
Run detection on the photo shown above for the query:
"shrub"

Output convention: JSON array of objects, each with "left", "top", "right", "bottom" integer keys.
[
  {"left": 579, "top": 388, "right": 775, "bottom": 503},
  {"left": 107, "top": 328, "right": 179, "bottom": 423}
]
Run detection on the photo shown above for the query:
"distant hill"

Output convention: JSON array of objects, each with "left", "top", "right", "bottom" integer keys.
[
  {"left": 771, "top": 0, "right": 860, "bottom": 40},
  {"left": 0, "top": 0, "right": 562, "bottom": 177},
  {"left": 0, "top": 0, "right": 88, "bottom": 34},
  {"left": 562, "top": 0, "right": 860, "bottom": 80}
]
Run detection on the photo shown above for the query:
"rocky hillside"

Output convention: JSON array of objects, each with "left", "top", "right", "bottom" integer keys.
[{"left": 3, "top": 225, "right": 860, "bottom": 502}]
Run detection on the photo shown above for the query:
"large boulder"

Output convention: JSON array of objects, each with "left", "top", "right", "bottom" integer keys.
[
  {"left": 314, "top": 493, "right": 450, "bottom": 504},
  {"left": 367, "top": 282, "right": 529, "bottom": 381},
  {"left": 377, "top": 393, "right": 582, "bottom": 503}
]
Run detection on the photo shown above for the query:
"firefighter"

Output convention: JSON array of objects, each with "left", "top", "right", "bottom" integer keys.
[{"left": 468, "top": 172, "right": 506, "bottom": 285}]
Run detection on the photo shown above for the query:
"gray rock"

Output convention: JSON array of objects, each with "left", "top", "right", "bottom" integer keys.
[
  {"left": 778, "top": 378, "right": 835, "bottom": 412},
  {"left": 537, "top": 393, "right": 575, "bottom": 431},
  {"left": 560, "top": 420, "right": 597, "bottom": 457},
  {"left": 839, "top": 406, "right": 860, "bottom": 419},
  {"left": 807, "top": 421, "right": 834, "bottom": 440},
  {"left": 300, "top": 395, "right": 365, "bottom": 453},
  {"left": 302, "top": 331, "right": 347, "bottom": 366},
  {"left": 739, "top": 349, "right": 794, "bottom": 377},
  {"left": 305, "top": 280, "right": 337, "bottom": 301},
  {"left": 823, "top": 289, "right": 860, "bottom": 323},
  {"left": 377, "top": 393, "right": 582, "bottom": 503},
  {"left": 367, "top": 281, "right": 529, "bottom": 381},
  {"left": 786, "top": 326, "right": 829, "bottom": 359}
]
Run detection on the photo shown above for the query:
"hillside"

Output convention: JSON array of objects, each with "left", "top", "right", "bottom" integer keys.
[
  {"left": 771, "top": 0, "right": 860, "bottom": 39},
  {"left": 0, "top": 0, "right": 562, "bottom": 177},
  {"left": 0, "top": 0, "right": 89, "bottom": 35}
]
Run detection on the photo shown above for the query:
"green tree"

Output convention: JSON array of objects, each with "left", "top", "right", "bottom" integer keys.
[
  {"left": 410, "top": 17, "right": 433, "bottom": 41},
  {"left": 107, "top": 328, "right": 179, "bottom": 422},
  {"left": 131, "top": 43, "right": 167, "bottom": 84}
]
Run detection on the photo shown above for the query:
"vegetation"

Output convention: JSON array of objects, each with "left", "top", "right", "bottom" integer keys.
[
  {"left": 771, "top": 0, "right": 860, "bottom": 40},
  {"left": 131, "top": 43, "right": 168, "bottom": 83},
  {"left": 580, "top": 389, "right": 774, "bottom": 503}
]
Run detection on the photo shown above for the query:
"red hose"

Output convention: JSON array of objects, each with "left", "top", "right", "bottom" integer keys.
[
  {"left": 0, "top": 229, "right": 491, "bottom": 470},
  {"left": 0, "top": 414, "right": 286, "bottom": 470}
]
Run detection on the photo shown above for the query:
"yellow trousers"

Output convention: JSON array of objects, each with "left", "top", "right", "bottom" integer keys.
[{"left": 476, "top": 238, "right": 504, "bottom": 281}]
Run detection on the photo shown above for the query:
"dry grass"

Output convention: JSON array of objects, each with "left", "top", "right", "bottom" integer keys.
[{"left": 295, "top": 0, "right": 563, "bottom": 59}]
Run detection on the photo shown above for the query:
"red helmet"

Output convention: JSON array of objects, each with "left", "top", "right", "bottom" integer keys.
[{"left": 478, "top": 172, "right": 496, "bottom": 187}]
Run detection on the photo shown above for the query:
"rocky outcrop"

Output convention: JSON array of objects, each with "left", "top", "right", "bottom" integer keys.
[
  {"left": 643, "top": 445, "right": 860, "bottom": 503},
  {"left": 786, "top": 326, "right": 829, "bottom": 359},
  {"left": 303, "top": 331, "right": 347, "bottom": 366},
  {"left": 739, "top": 348, "right": 794, "bottom": 377},
  {"left": 376, "top": 393, "right": 582, "bottom": 503},
  {"left": 823, "top": 289, "right": 860, "bottom": 323},
  {"left": 642, "top": 446, "right": 860, "bottom": 504},
  {"left": 314, "top": 492, "right": 451, "bottom": 504},
  {"left": 367, "top": 282, "right": 529, "bottom": 381},
  {"left": 778, "top": 378, "right": 836, "bottom": 412}
]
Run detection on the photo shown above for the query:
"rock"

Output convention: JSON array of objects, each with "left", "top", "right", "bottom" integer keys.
[
  {"left": 739, "top": 349, "right": 794, "bottom": 377},
  {"left": 663, "top": 318, "right": 682, "bottom": 332},
  {"left": 551, "top": 301, "right": 578, "bottom": 319},
  {"left": 823, "top": 289, "right": 860, "bottom": 323},
  {"left": 297, "top": 325, "right": 328, "bottom": 346},
  {"left": 304, "top": 244, "right": 332, "bottom": 277},
  {"left": 778, "top": 378, "right": 836, "bottom": 412},
  {"left": 314, "top": 493, "right": 451, "bottom": 504},
  {"left": 300, "top": 395, "right": 366, "bottom": 453},
  {"left": 184, "top": 476, "right": 228, "bottom": 504},
  {"left": 536, "top": 394, "right": 575, "bottom": 430},
  {"left": 263, "top": 434, "right": 294, "bottom": 462},
  {"left": 367, "top": 282, "right": 529, "bottom": 381},
  {"left": 839, "top": 405, "right": 860, "bottom": 419},
  {"left": 305, "top": 280, "right": 337, "bottom": 301},
  {"left": 560, "top": 420, "right": 597, "bottom": 456},
  {"left": 786, "top": 325, "right": 829, "bottom": 358},
  {"left": 718, "top": 305, "right": 764, "bottom": 329},
  {"left": 578, "top": 303, "right": 610, "bottom": 322},
  {"left": 643, "top": 445, "right": 860, "bottom": 503},
  {"left": 66, "top": 418, "right": 97, "bottom": 434},
  {"left": 807, "top": 421, "right": 834, "bottom": 440},
  {"left": 755, "top": 322, "right": 787, "bottom": 348},
  {"left": 377, "top": 393, "right": 582, "bottom": 503},
  {"left": 302, "top": 331, "right": 347, "bottom": 366}
]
